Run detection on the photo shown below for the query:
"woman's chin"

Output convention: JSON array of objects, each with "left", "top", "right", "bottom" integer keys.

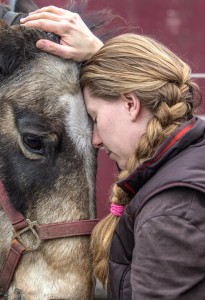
[
  {"left": 108, "top": 153, "right": 126, "bottom": 171},
  {"left": 116, "top": 160, "right": 126, "bottom": 171}
]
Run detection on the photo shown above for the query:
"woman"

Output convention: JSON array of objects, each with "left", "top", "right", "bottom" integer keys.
[{"left": 21, "top": 7, "right": 205, "bottom": 300}]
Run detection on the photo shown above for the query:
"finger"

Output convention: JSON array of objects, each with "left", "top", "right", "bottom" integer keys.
[
  {"left": 29, "top": 6, "right": 69, "bottom": 16},
  {"left": 20, "top": 20, "right": 67, "bottom": 36},
  {"left": 20, "top": 12, "right": 61, "bottom": 23},
  {"left": 36, "top": 40, "right": 74, "bottom": 60}
]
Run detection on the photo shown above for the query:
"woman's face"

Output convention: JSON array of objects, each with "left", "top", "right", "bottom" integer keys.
[{"left": 83, "top": 88, "right": 151, "bottom": 170}]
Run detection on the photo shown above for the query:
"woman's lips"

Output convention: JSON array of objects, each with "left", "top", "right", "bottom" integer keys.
[
  {"left": 100, "top": 146, "right": 112, "bottom": 157},
  {"left": 105, "top": 150, "right": 111, "bottom": 156}
]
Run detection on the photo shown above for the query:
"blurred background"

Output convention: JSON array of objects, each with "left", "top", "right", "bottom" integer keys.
[
  {"left": 4, "top": 0, "right": 205, "bottom": 220},
  {"left": 2, "top": 1, "right": 205, "bottom": 298}
]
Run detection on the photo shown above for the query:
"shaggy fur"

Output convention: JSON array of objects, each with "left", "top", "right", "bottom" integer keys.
[{"left": 0, "top": 0, "right": 104, "bottom": 299}]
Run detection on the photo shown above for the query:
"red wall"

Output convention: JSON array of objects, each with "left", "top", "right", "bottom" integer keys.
[{"left": 3, "top": 0, "right": 205, "bottom": 218}]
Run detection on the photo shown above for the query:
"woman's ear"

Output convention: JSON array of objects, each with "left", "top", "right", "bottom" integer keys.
[{"left": 121, "top": 92, "right": 141, "bottom": 122}]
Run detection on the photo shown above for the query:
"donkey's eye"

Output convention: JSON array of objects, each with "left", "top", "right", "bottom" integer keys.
[{"left": 22, "top": 134, "right": 45, "bottom": 155}]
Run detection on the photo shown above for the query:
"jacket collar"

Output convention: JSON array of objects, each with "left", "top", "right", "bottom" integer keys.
[{"left": 117, "top": 117, "right": 204, "bottom": 196}]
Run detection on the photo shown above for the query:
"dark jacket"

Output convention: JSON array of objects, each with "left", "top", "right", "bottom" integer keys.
[{"left": 108, "top": 117, "right": 205, "bottom": 300}]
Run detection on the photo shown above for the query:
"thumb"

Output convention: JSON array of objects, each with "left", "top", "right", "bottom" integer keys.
[
  {"left": 36, "top": 40, "right": 72, "bottom": 60},
  {"left": 36, "top": 40, "right": 48, "bottom": 50}
]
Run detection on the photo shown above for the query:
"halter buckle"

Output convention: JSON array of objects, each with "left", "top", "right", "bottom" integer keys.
[{"left": 13, "top": 219, "right": 41, "bottom": 251}]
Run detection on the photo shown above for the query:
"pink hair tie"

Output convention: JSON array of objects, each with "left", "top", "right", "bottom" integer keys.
[{"left": 110, "top": 203, "right": 125, "bottom": 217}]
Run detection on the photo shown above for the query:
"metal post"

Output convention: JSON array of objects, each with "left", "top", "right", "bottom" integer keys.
[
  {"left": 191, "top": 73, "right": 205, "bottom": 79},
  {"left": 8, "top": 0, "right": 16, "bottom": 11}
]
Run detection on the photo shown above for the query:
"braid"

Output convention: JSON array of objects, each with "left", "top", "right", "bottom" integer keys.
[
  {"left": 135, "top": 83, "right": 194, "bottom": 163},
  {"left": 91, "top": 176, "right": 130, "bottom": 286}
]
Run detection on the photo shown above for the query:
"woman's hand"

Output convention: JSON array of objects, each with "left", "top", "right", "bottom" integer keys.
[{"left": 20, "top": 6, "right": 103, "bottom": 62}]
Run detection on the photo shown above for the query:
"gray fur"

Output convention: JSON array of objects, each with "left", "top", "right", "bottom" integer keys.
[{"left": 0, "top": 2, "right": 97, "bottom": 299}]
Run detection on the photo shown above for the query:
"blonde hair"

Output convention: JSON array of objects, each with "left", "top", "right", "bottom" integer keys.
[{"left": 80, "top": 33, "right": 201, "bottom": 286}]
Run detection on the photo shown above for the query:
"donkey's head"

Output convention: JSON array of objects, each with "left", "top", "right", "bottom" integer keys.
[
  {"left": 0, "top": 0, "right": 98, "bottom": 216},
  {"left": 0, "top": 0, "right": 103, "bottom": 298}
]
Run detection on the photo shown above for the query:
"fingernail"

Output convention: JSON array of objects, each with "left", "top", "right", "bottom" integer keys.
[{"left": 20, "top": 18, "right": 25, "bottom": 22}]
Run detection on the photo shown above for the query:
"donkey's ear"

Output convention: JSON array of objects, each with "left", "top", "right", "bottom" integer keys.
[
  {"left": 0, "top": 45, "right": 23, "bottom": 76},
  {"left": 0, "top": 22, "right": 24, "bottom": 75},
  {"left": 14, "top": 0, "right": 38, "bottom": 13}
]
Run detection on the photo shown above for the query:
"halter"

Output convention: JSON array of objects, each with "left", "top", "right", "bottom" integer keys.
[
  {"left": 2, "top": 11, "right": 22, "bottom": 25},
  {"left": 0, "top": 182, "right": 99, "bottom": 299}
]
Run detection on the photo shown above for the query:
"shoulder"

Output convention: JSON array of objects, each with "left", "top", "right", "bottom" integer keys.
[
  {"left": 135, "top": 187, "right": 205, "bottom": 234},
  {"left": 131, "top": 188, "right": 205, "bottom": 299}
]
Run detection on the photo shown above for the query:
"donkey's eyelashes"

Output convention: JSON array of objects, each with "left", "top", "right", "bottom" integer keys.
[
  {"left": 22, "top": 134, "right": 45, "bottom": 155},
  {"left": 18, "top": 131, "right": 60, "bottom": 161},
  {"left": 16, "top": 112, "right": 61, "bottom": 160}
]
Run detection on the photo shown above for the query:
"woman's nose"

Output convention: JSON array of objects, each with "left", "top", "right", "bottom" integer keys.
[{"left": 92, "top": 126, "right": 103, "bottom": 149}]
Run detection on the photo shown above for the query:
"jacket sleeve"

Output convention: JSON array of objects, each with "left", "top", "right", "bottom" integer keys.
[{"left": 131, "top": 188, "right": 205, "bottom": 300}]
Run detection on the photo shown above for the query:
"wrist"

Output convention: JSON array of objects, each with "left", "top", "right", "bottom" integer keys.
[{"left": 85, "top": 37, "right": 103, "bottom": 60}]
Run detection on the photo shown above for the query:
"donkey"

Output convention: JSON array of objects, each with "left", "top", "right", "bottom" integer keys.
[{"left": 0, "top": 0, "right": 111, "bottom": 299}]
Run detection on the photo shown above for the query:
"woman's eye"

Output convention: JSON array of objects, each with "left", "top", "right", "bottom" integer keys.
[{"left": 22, "top": 134, "right": 45, "bottom": 155}]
